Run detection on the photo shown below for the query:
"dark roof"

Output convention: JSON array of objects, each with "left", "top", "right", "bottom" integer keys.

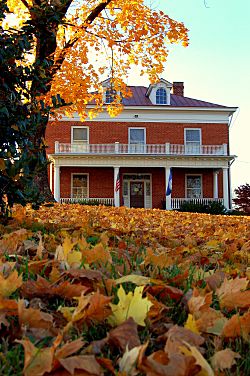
[{"left": 121, "top": 86, "right": 228, "bottom": 108}]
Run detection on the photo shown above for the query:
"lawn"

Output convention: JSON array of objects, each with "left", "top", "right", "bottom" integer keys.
[{"left": 0, "top": 204, "right": 249, "bottom": 376}]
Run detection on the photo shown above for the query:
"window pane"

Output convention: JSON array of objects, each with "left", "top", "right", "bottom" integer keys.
[
  {"left": 156, "top": 88, "right": 167, "bottom": 104},
  {"left": 72, "top": 175, "right": 88, "bottom": 198},
  {"left": 186, "top": 176, "right": 202, "bottom": 198},
  {"left": 186, "top": 130, "right": 200, "bottom": 142},
  {"left": 129, "top": 129, "right": 145, "bottom": 143},
  {"left": 105, "top": 89, "right": 116, "bottom": 103},
  {"left": 73, "top": 128, "right": 88, "bottom": 142}
]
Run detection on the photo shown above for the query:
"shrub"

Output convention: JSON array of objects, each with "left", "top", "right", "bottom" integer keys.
[{"left": 179, "top": 200, "right": 227, "bottom": 215}]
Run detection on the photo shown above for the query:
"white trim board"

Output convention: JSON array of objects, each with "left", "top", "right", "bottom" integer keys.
[{"left": 54, "top": 108, "right": 235, "bottom": 124}]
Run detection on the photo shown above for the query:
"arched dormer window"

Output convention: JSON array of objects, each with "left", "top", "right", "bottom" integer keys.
[
  {"left": 105, "top": 89, "right": 116, "bottom": 104},
  {"left": 156, "top": 87, "right": 167, "bottom": 104}
]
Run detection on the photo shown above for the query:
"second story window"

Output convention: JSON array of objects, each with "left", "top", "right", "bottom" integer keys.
[
  {"left": 185, "top": 129, "right": 201, "bottom": 154},
  {"left": 129, "top": 128, "right": 146, "bottom": 153},
  {"left": 72, "top": 127, "right": 88, "bottom": 143},
  {"left": 105, "top": 89, "right": 116, "bottom": 104},
  {"left": 156, "top": 87, "right": 167, "bottom": 104}
]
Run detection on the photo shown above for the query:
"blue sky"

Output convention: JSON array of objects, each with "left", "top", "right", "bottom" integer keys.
[{"left": 129, "top": 0, "right": 250, "bottom": 192}]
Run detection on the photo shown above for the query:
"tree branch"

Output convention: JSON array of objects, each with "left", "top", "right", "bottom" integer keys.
[{"left": 52, "top": 0, "right": 113, "bottom": 74}]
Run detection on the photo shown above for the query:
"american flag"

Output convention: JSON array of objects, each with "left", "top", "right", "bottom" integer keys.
[{"left": 115, "top": 172, "right": 121, "bottom": 192}]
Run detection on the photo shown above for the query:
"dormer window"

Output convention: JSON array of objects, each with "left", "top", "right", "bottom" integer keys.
[
  {"left": 156, "top": 88, "right": 167, "bottom": 104},
  {"left": 105, "top": 89, "right": 116, "bottom": 104},
  {"left": 146, "top": 78, "right": 172, "bottom": 105}
]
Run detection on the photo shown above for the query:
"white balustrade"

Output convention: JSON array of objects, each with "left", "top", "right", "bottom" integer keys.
[
  {"left": 171, "top": 198, "right": 224, "bottom": 210},
  {"left": 55, "top": 142, "right": 227, "bottom": 156},
  {"left": 60, "top": 197, "right": 114, "bottom": 205}
]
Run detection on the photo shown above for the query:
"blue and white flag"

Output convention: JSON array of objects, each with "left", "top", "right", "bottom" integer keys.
[{"left": 166, "top": 168, "right": 172, "bottom": 196}]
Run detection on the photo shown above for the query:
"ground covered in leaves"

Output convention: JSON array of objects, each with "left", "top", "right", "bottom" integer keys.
[{"left": 0, "top": 204, "right": 249, "bottom": 376}]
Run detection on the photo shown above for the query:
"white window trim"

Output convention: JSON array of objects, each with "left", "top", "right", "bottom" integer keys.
[
  {"left": 103, "top": 89, "right": 121, "bottom": 104},
  {"left": 128, "top": 127, "right": 146, "bottom": 144},
  {"left": 71, "top": 173, "right": 89, "bottom": 199},
  {"left": 71, "top": 126, "right": 89, "bottom": 144},
  {"left": 185, "top": 174, "right": 203, "bottom": 199},
  {"left": 184, "top": 128, "right": 202, "bottom": 145},
  {"left": 156, "top": 87, "right": 167, "bottom": 105}
]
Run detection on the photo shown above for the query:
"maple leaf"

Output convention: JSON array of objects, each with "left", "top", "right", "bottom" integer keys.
[
  {"left": 139, "top": 351, "right": 198, "bottom": 376},
  {"left": 180, "top": 341, "right": 214, "bottom": 376},
  {"left": 109, "top": 317, "right": 141, "bottom": 351},
  {"left": 18, "top": 299, "right": 53, "bottom": 330},
  {"left": 0, "top": 270, "right": 23, "bottom": 297},
  {"left": 59, "top": 355, "right": 102, "bottom": 375},
  {"left": 119, "top": 343, "right": 148, "bottom": 376},
  {"left": 115, "top": 274, "right": 150, "bottom": 286},
  {"left": 211, "top": 349, "right": 241, "bottom": 371},
  {"left": 222, "top": 311, "right": 250, "bottom": 340},
  {"left": 109, "top": 285, "right": 153, "bottom": 326},
  {"left": 184, "top": 314, "right": 200, "bottom": 334},
  {"left": 188, "top": 288, "right": 213, "bottom": 314},
  {"left": 21, "top": 275, "right": 89, "bottom": 300},
  {"left": 16, "top": 339, "right": 54, "bottom": 376},
  {"left": 216, "top": 277, "right": 250, "bottom": 310}
]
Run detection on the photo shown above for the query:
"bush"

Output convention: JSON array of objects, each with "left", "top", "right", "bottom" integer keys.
[{"left": 179, "top": 200, "right": 227, "bottom": 215}]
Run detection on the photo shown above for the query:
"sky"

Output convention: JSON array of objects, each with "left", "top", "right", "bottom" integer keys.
[{"left": 127, "top": 0, "right": 250, "bottom": 193}]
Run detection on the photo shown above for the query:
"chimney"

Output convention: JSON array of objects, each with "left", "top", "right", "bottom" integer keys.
[{"left": 173, "top": 82, "right": 184, "bottom": 96}]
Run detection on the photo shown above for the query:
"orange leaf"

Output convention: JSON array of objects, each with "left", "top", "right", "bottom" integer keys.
[
  {"left": 216, "top": 277, "right": 250, "bottom": 310},
  {"left": 0, "top": 270, "right": 23, "bottom": 297},
  {"left": 222, "top": 311, "right": 250, "bottom": 340}
]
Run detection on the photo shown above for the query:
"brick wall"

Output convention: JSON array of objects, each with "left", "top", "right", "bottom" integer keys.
[
  {"left": 58, "top": 167, "right": 222, "bottom": 208},
  {"left": 46, "top": 121, "right": 229, "bottom": 154}
]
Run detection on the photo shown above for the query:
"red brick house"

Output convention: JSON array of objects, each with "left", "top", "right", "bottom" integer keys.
[{"left": 47, "top": 79, "right": 237, "bottom": 210}]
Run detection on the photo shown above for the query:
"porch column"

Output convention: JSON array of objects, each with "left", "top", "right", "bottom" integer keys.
[
  {"left": 49, "top": 161, "right": 53, "bottom": 191},
  {"left": 213, "top": 170, "right": 219, "bottom": 199},
  {"left": 114, "top": 167, "right": 120, "bottom": 207},
  {"left": 165, "top": 167, "right": 172, "bottom": 210},
  {"left": 54, "top": 165, "right": 60, "bottom": 202},
  {"left": 222, "top": 167, "right": 229, "bottom": 209}
]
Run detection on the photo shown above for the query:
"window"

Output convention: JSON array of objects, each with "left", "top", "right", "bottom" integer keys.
[
  {"left": 72, "top": 127, "right": 88, "bottom": 143},
  {"left": 185, "top": 129, "right": 201, "bottom": 154},
  {"left": 72, "top": 174, "right": 88, "bottom": 198},
  {"left": 156, "top": 87, "right": 167, "bottom": 104},
  {"left": 186, "top": 175, "right": 202, "bottom": 198},
  {"left": 129, "top": 128, "right": 146, "bottom": 153},
  {"left": 105, "top": 89, "right": 116, "bottom": 104}
]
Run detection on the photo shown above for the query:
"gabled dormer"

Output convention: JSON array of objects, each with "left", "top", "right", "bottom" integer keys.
[
  {"left": 146, "top": 79, "right": 172, "bottom": 105},
  {"left": 102, "top": 78, "right": 121, "bottom": 104}
]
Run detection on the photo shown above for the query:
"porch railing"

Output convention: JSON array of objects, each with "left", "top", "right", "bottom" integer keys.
[
  {"left": 55, "top": 142, "right": 227, "bottom": 156},
  {"left": 60, "top": 197, "right": 114, "bottom": 205},
  {"left": 171, "top": 198, "right": 224, "bottom": 210}
]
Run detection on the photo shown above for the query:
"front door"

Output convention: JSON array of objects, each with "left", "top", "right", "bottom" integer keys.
[{"left": 130, "top": 181, "right": 144, "bottom": 208}]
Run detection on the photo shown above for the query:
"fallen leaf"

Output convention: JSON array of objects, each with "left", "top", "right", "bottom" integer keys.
[
  {"left": 184, "top": 314, "right": 200, "bottom": 334},
  {"left": 211, "top": 348, "right": 241, "bottom": 371},
  {"left": 18, "top": 299, "right": 53, "bottom": 330},
  {"left": 115, "top": 274, "right": 150, "bottom": 285},
  {"left": 222, "top": 311, "right": 250, "bottom": 340},
  {"left": 188, "top": 288, "right": 213, "bottom": 314},
  {"left": 109, "top": 285, "right": 153, "bottom": 326},
  {"left": 216, "top": 277, "right": 250, "bottom": 310},
  {"left": 59, "top": 355, "right": 102, "bottom": 375},
  {"left": 180, "top": 341, "right": 214, "bottom": 376},
  {"left": 0, "top": 270, "right": 23, "bottom": 297},
  {"left": 109, "top": 317, "right": 141, "bottom": 351},
  {"left": 16, "top": 338, "right": 54, "bottom": 376}
]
